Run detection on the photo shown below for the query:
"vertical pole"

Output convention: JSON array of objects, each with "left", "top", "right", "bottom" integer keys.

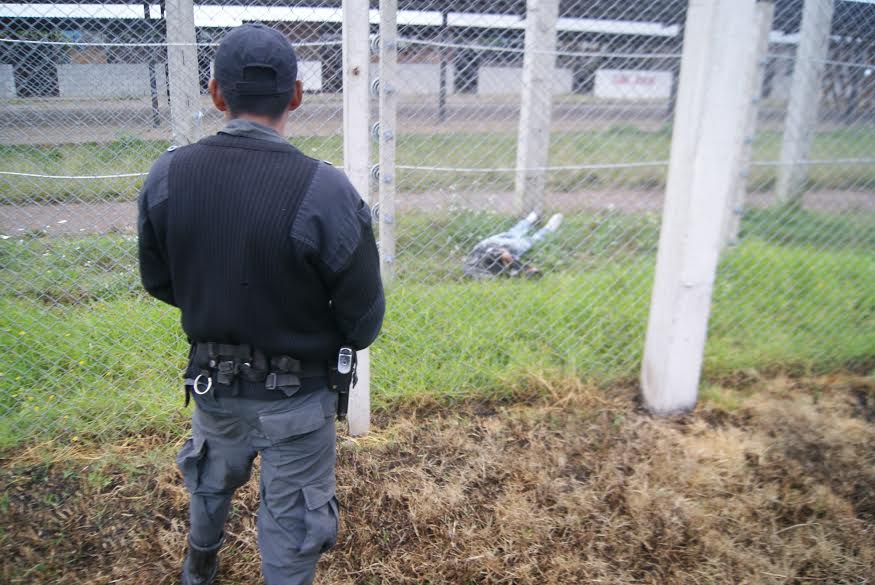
[
  {"left": 724, "top": 1, "right": 775, "bottom": 246},
  {"left": 144, "top": 1, "right": 161, "bottom": 128},
  {"left": 343, "top": 0, "right": 371, "bottom": 436},
  {"left": 667, "top": 22, "right": 684, "bottom": 120},
  {"left": 437, "top": 10, "right": 448, "bottom": 122},
  {"left": 165, "top": 0, "right": 200, "bottom": 145},
  {"left": 843, "top": 42, "right": 862, "bottom": 124},
  {"left": 776, "top": 0, "right": 835, "bottom": 203},
  {"left": 379, "top": 0, "right": 398, "bottom": 283},
  {"left": 514, "top": 0, "right": 559, "bottom": 216},
  {"left": 641, "top": 0, "right": 758, "bottom": 415}
]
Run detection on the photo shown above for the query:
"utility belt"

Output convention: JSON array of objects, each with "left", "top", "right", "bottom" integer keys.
[{"left": 183, "top": 342, "right": 356, "bottom": 419}]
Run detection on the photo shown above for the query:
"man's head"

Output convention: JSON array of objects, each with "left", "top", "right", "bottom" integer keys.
[{"left": 209, "top": 23, "right": 303, "bottom": 127}]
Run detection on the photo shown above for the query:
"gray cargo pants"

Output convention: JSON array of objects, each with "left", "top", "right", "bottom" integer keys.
[{"left": 177, "top": 383, "right": 339, "bottom": 585}]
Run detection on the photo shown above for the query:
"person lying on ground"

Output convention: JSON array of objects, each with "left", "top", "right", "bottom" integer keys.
[{"left": 463, "top": 211, "right": 563, "bottom": 279}]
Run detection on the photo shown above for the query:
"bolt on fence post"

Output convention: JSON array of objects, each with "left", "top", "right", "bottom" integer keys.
[
  {"left": 777, "top": 0, "right": 835, "bottom": 204},
  {"left": 165, "top": 0, "right": 200, "bottom": 145},
  {"left": 723, "top": 1, "right": 775, "bottom": 247},
  {"left": 379, "top": 0, "right": 398, "bottom": 283},
  {"left": 514, "top": 0, "right": 559, "bottom": 217},
  {"left": 343, "top": 0, "right": 371, "bottom": 436},
  {"left": 642, "top": 0, "right": 759, "bottom": 415}
]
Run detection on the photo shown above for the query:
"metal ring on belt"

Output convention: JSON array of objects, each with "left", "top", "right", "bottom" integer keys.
[{"left": 193, "top": 373, "right": 213, "bottom": 395}]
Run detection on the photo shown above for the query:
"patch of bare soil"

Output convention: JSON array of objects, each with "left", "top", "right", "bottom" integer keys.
[
  {"left": 4, "top": 190, "right": 874, "bottom": 236},
  {"left": 2, "top": 376, "right": 875, "bottom": 584}
]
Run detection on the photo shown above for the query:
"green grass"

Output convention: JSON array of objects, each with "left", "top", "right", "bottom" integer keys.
[
  {"left": 0, "top": 135, "right": 344, "bottom": 204},
  {"left": 1, "top": 207, "right": 874, "bottom": 448},
  {"left": 2, "top": 126, "right": 873, "bottom": 203}
]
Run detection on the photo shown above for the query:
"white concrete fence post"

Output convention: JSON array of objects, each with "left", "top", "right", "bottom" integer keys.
[
  {"left": 514, "top": 0, "right": 560, "bottom": 216},
  {"left": 343, "top": 0, "right": 372, "bottom": 436},
  {"left": 641, "top": 0, "right": 759, "bottom": 415},
  {"left": 379, "top": 0, "right": 398, "bottom": 283},
  {"left": 165, "top": 0, "right": 201, "bottom": 145},
  {"left": 776, "top": 0, "right": 835, "bottom": 203},
  {"left": 723, "top": 1, "right": 776, "bottom": 246}
]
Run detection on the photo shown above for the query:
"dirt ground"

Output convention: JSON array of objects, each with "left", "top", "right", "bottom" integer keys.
[
  {"left": 3, "top": 189, "right": 875, "bottom": 237},
  {"left": 2, "top": 374, "right": 874, "bottom": 584}
]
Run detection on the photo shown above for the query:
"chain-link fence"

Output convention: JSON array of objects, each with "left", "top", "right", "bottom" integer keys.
[
  {"left": 376, "top": 0, "right": 685, "bottom": 400},
  {"left": 1, "top": 0, "right": 874, "bottom": 445},
  {"left": 707, "top": 0, "right": 875, "bottom": 377}
]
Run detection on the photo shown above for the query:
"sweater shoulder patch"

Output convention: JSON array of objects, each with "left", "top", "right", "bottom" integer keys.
[
  {"left": 291, "top": 162, "right": 366, "bottom": 272},
  {"left": 140, "top": 149, "right": 177, "bottom": 209}
]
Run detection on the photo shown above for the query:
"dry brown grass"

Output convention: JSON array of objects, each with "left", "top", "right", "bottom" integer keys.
[{"left": 2, "top": 375, "right": 875, "bottom": 584}]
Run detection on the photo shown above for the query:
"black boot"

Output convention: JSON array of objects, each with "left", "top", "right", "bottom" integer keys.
[{"left": 181, "top": 534, "right": 223, "bottom": 585}]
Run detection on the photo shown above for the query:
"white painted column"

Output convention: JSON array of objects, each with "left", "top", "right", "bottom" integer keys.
[
  {"left": 514, "top": 0, "right": 559, "bottom": 216},
  {"left": 343, "top": 0, "right": 371, "bottom": 436},
  {"left": 724, "top": 1, "right": 775, "bottom": 246},
  {"left": 641, "top": 0, "right": 758, "bottom": 415},
  {"left": 165, "top": 0, "right": 201, "bottom": 145},
  {"left": 379, "top": 0, "right": 398, "bottom": 282},
  {"left": 776, "top": 0, "right": 835, "bottom": 203}
]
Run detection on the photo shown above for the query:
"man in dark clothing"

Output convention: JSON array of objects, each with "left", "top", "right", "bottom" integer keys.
[{"left": 137, "top": 23, "right": 384, "bottom": 585}]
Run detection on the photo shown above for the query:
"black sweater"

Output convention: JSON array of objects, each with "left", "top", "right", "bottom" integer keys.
[{"left": 137, "top": 132, "right": 384, "bottom": 360}]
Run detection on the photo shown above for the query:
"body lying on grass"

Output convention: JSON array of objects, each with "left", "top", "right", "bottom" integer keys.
[{"left": 463, "top": 211, "right": 563, "bottom": 278}]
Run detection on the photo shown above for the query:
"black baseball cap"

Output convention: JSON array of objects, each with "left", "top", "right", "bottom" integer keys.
[{"left": 213, "top": 23, "right": 297, "bottom": 97}]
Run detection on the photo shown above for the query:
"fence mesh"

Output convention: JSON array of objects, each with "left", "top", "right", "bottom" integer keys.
[
  {"left": 1, "top": 0, "right": 873, "bottom": 446},
  {"left": 379, "top": 0, "right": 685, "bottom": 399},
  {"left": 707, "top": 0, "right": 875, "bottom": 377}
]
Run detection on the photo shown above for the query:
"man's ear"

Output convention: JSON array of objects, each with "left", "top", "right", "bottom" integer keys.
[
  {"left": 289, "top": 80, "right": 303, "bottom": 112},
  {"left": 208, "top": 79, "right": 228, "bottom": 112}
]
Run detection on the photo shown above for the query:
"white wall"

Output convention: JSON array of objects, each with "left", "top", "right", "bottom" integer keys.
[
  {"left": 371, "top": 62, "right": 457, "bottom": 95},
  {"left": 298, "top": 60, "right": 323, "bottom": 92},
  {"left": 594, "top": 69, "right": 672, "bottom": 100},
  {"left": 478, "top": 65, "right": 572, "bottom": 95},
  {"left": 0, "top": 64, "right": 15, "bottom": 98},
  {"left": 58, "top": 63, "right": 168, "bottom": 99},
  {"left": 398, "top": 62, "right": 456, "bottom": 95}
]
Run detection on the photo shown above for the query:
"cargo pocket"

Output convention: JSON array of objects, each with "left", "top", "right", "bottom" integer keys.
[
  {"left": 258, "top": 399, "right": 330, "bottom": 445},
  {"left": 298, "top": 481, "right": 339, "bottom": 556},
  {"left": 176, "top": 436, "right": 206, "bottom": 493}
]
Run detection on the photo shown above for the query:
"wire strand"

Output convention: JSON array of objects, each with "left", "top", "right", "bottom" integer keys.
[
  {"left": 399, "top": 37, "right": 682, "bottom": 60},
  {"left": 750, "top": 158, "right": 875, "bottom": 167},
  {"left": 0, "top": 37, "right": 342, "bottom": 48},
  {"left": 3, "top": 160, "right": 871, "bottom": 181},
  {"left": 397, "top": 161, "right": 669, "bottom": 172},
  {"left": 0, "top": 171, "right": 148, "bottom": 179},
  {"left": 766, "top": 52, "right": 875, "bottom": 70}
]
